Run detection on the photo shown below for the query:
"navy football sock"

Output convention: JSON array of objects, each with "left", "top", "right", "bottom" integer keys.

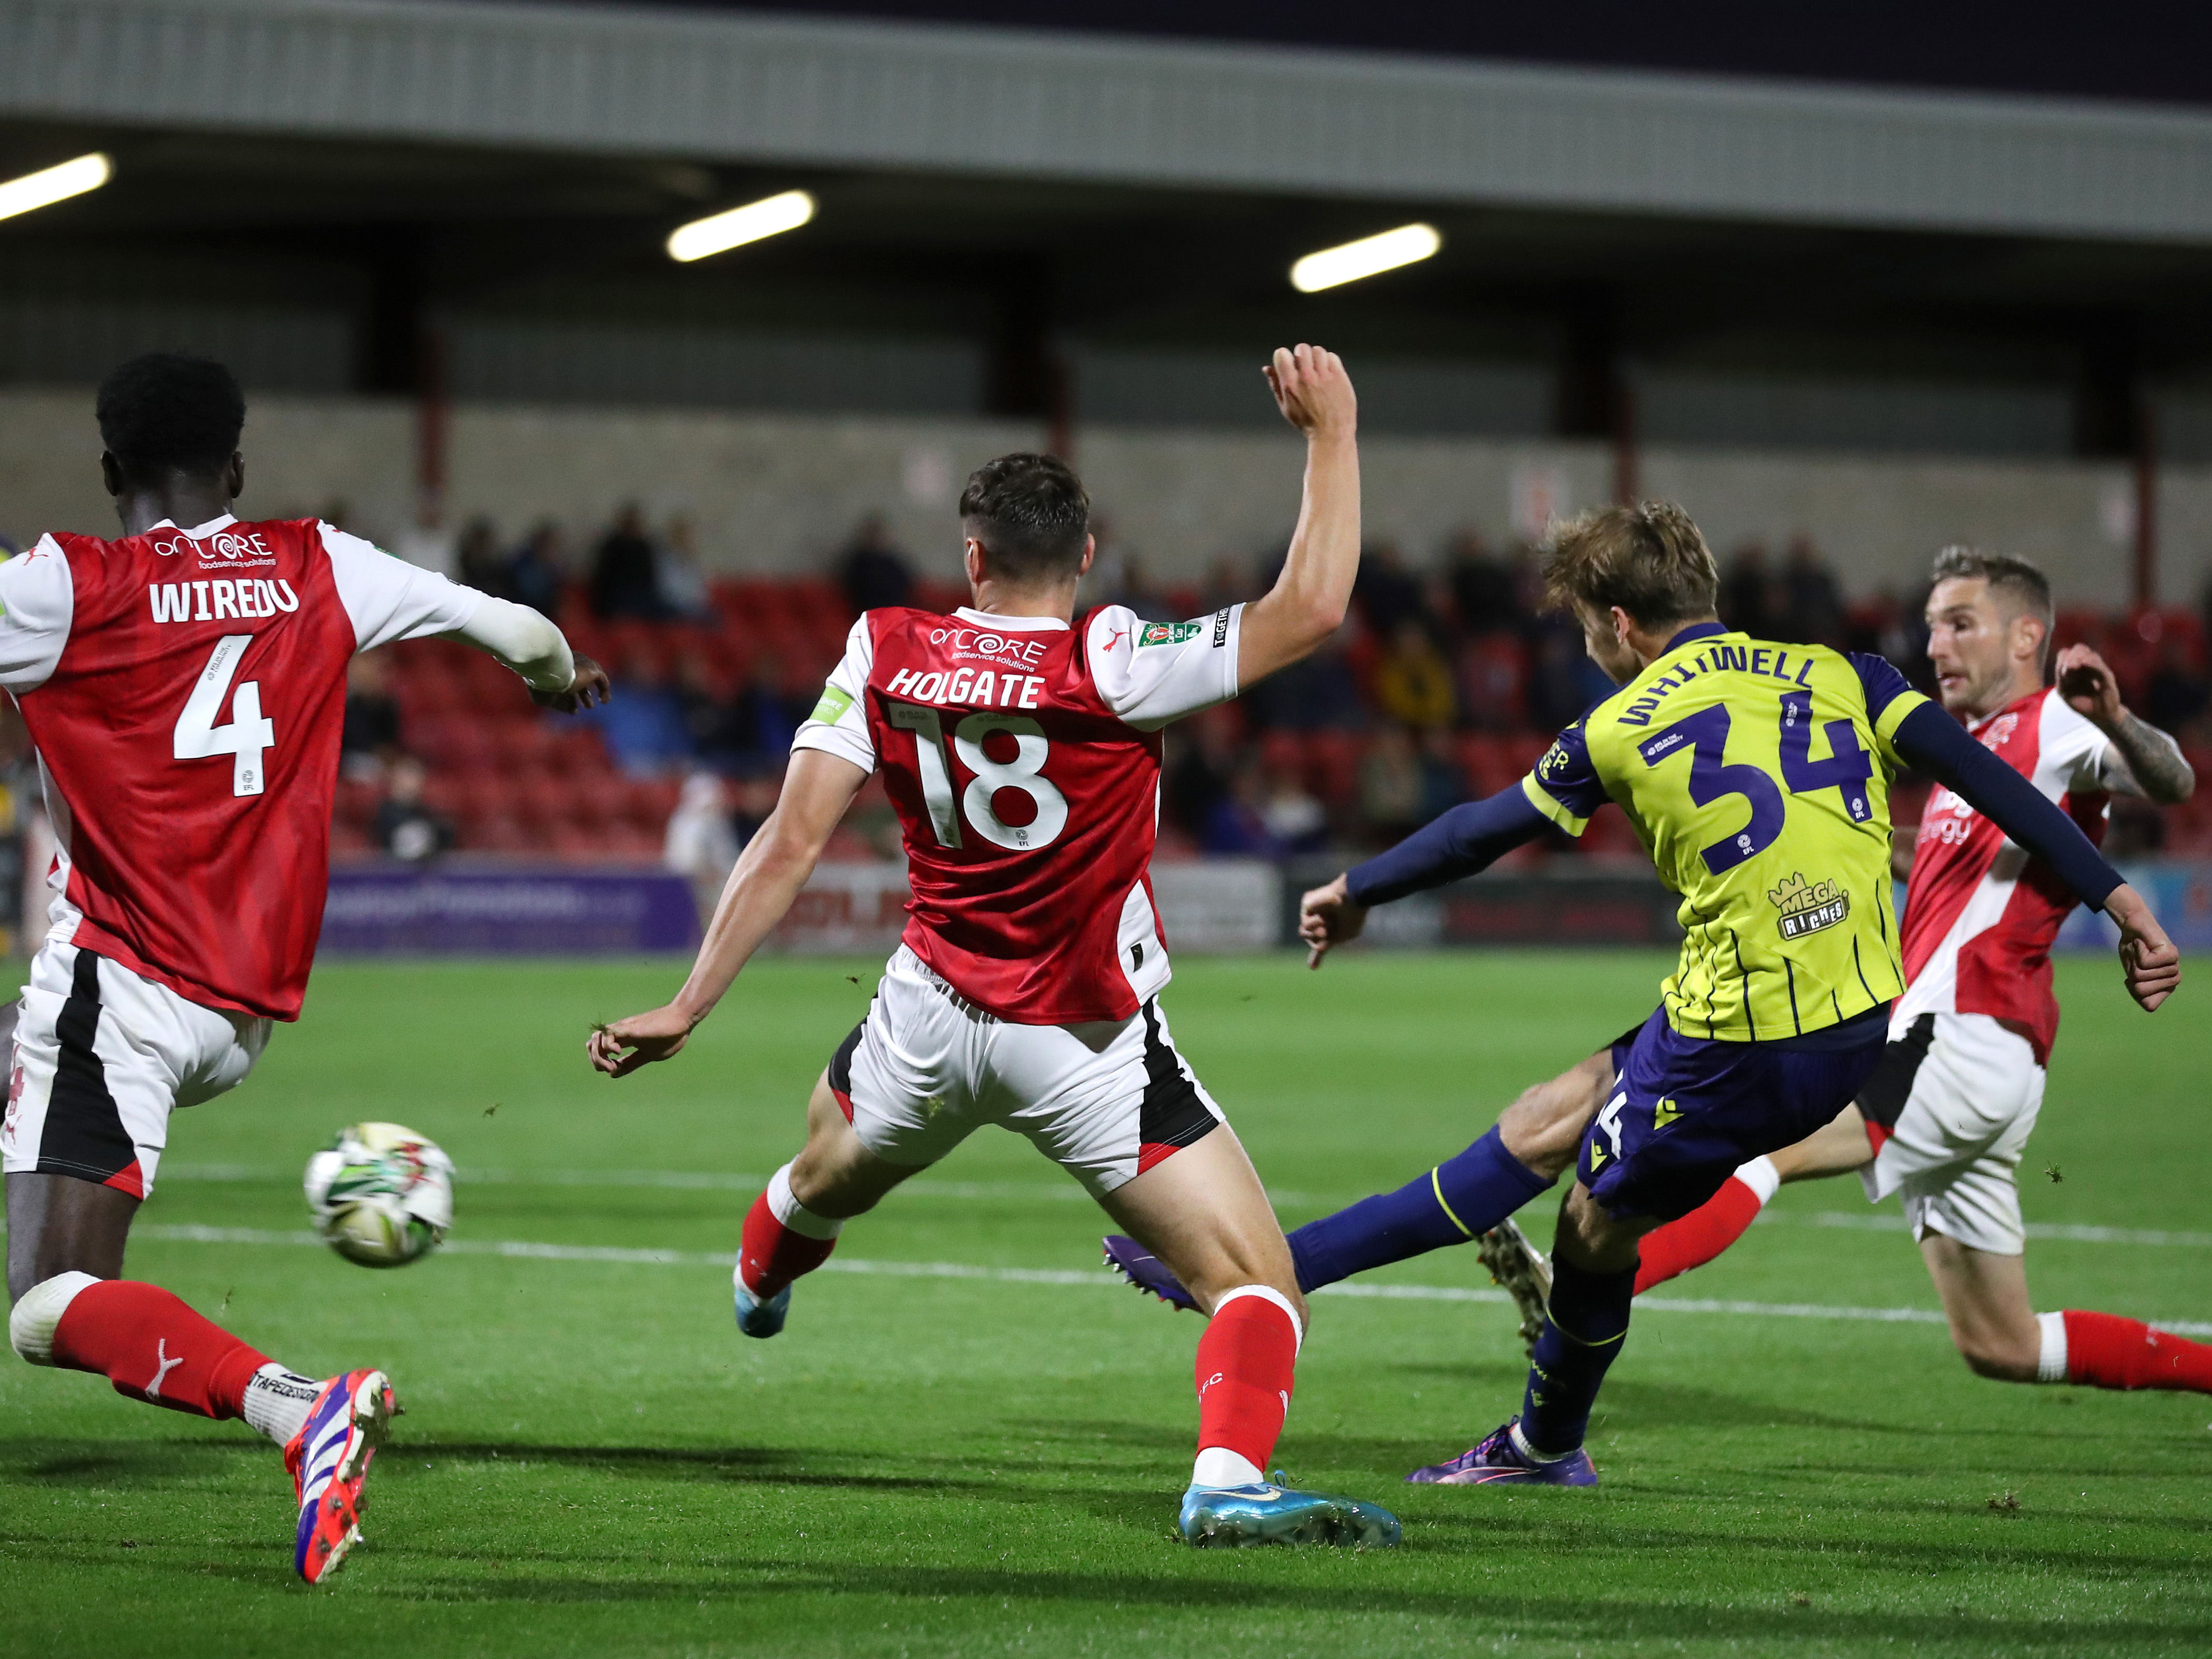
[
  {"left": 1287, "top": 1126, "right": 1554, "bottom": 1291},
  {"left": 1518, "top": 1256, "right": 1637, "bottom": 1456}
]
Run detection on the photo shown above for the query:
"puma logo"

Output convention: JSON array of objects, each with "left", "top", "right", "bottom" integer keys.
[
  {"left": 145, "top": 1340, "right": 182, "bottom": 1401},
  {"left": 1104, "top": 628, "right": 1130, "bottom": 652}
]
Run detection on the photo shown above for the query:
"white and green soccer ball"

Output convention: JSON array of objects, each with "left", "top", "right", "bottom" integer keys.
[{"left": 303, "top": 1122, "right": 454, "bottom": 1268}]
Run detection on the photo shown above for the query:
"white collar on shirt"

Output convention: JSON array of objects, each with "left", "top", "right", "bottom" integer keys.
[
  {"left": 953, "top": 605, "right": 1068, "bottom": 632},
  {"left": 148, "top": 514, "right": 239, "bottom": 537}
]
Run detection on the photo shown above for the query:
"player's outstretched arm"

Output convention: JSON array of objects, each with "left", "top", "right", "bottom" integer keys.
[
  {"left": 1237, "top": 344, "right": 1359, "bottom": 687},
  {"left": 449, "top": 593, "right": 610, "bottom": 711},
  {"left": 1891, "top": 700, "right": 2179, "bottom": 1011},
  {"left": 587, "top": 750, "right": 868, "bottom": 1076},
  {"left": 1299, "top": 783, "right": 1553, "bottom": 966}
]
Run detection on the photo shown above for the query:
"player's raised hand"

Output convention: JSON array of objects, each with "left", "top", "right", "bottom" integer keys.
[
  {"left": 587, "top": 1003, "right": 696, "bottom": 1076},
  {"left": 1299, "top": 872, "right": 1369, "bottom": 968},
  {"left": 1264, "top": 344, "right": 1356, "bottom": 440},
  {"left": 534, "top": 651, "right": 612, "bottom": 714},
  {"left": 2056, "top": 644, "right": 2126, "bottom": 727},
  {"left": 2104, "top": 883, "right": 2180, "bottom": 1011}
]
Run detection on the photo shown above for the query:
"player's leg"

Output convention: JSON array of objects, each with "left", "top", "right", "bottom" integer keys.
[
  {"left": 1631, "top": 1103, "right": 1876, "bottom": 1293},
  {"left": 2, "top": 945, "right": 389, "bottom": 1582},
  {"left": 1013, "top": 999, "right": 1395, "bottom": 1546},
  {"left": 733, "top": 951, "right": 973, "bottom": 1337}
]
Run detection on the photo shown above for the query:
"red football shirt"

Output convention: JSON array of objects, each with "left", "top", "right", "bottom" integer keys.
[
  {"left": 0, "top": 515, "right": 485, "bottom": 1020},
  {"left": 793, "top": 603, "right": 1243, "bottom": 1024},
  {"left": 1895, "top": 687, "right": 2114, "bottom": 1065}
]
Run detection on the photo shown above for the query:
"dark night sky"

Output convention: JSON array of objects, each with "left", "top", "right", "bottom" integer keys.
[{"left": 550, "top": 1, "right": 2212, "bottom": 111}]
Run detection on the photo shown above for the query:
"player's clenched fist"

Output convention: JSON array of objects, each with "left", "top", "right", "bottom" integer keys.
[
  {"left": 2105, "top": 883, "right": 2181, "bottom": 1011},
  {"left": 533, "top": 651, "right": 613, "bottom": 714},
  {"left": 1264, "top": 344, "right": 1356, "bottom": 439},
  {"left": 1299, "top": 872, "right": 1369, "bottom": 968}
]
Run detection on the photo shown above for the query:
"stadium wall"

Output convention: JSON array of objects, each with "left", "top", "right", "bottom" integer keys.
[{"left": 0, "top": 389, "right": 2205, "bottom": 605}]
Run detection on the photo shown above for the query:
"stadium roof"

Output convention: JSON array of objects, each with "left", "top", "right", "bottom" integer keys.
[{"left": 16, "top": 0, "right": 2212, "bottom": 246}]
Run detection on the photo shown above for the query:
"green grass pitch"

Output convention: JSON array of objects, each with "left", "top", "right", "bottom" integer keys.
[{"left": 2, "top": 949, "right": 2207, "bottom": 1657}]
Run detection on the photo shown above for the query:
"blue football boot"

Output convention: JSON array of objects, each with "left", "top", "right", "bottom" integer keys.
[
  {"left": 1102, "top": 1234, "right": 1200, "bottom": 1312},
  {"left": 733, "top": 1263, "right": 791, "bottom": 1338},
  {"left": 1406, "top": 1418, "right": 1597, "bottom": 1486},
  {"left": 1178, "top": 1477, "right": 1402, "bottom": 1548}
]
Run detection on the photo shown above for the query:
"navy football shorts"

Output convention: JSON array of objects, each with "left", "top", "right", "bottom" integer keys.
[{"left": 1581, "top": 1005, "right": 1886, "bottom": 1222}]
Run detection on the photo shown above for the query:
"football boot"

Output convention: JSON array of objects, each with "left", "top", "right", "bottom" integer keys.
[
  {"left": 1406, "top": 1417, "right": 1597, "bottom": 1487},
  {"left": 1178, "top": 1477, "right": 1401, "bottom": 1548},
  {"left": 285, "top": 1368, "right": 396, "bottom": 1583},
  {"left": 1101, "top": 1234, "right": 1199, "bottom": 1313},
  {"left": 733, "top": 1266, "right": 791, "bottom": 1338},
  {"left": 1474, "top": 1218, "right": 1553, "bottom": 1356}
]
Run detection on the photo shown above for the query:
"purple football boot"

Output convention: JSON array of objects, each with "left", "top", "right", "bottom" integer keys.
[
  {"left": 1102, "top": 1234, "right": 1199, "bottom": 1312},
  {"left": 1406, "top": 1418, "right": 1598, "bottom": 1487}
]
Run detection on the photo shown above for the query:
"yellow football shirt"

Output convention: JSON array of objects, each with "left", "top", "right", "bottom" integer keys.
[{"left": 1523, "top": 624, "right": 1933, "bottom": 1041}]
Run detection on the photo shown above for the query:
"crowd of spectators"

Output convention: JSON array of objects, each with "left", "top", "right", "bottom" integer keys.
[{"left": 334, "top": 507, "right": 2212, "bottom": 870}]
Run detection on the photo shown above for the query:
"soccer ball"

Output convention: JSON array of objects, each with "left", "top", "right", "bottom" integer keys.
[{"left": 303, "top": 1122, "right": 454, "bottom": 1268}]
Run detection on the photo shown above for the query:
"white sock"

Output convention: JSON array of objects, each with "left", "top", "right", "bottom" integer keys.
[
  {"left": 1733, "top": 1155, "right": 1782, "bottom": 1207},
  {"left": 767, "top": 1164, "right": 843, "bottom": 1241},
  {"left": 241, "top": 1363, "right": 321, "bottom": 1446},
  {"left": 2035, "top": 1311, "right": 2069, "bottom": 1384},
  {"left": 1191, "top": 1447, "right": 1266, "bottom": 1489},
  {"left": 1510, "top": 1420, "right": 1571, "bottom": 1464}
]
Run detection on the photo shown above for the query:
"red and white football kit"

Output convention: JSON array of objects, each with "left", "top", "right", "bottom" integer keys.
[
  {"left": 0, "top": 515, "right": 509, "bottom": 1200},
  {"left": 1857, "top": 687, "right": 2122, "bottom": 1256},
  {"left": 791, "top": 602, "right": 1244, "bottom": 1196}
]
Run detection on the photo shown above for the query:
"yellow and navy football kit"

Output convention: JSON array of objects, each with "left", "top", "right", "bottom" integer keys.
[{"left": 1522, "top": 624, "right": 1925, "bottom": 1043}]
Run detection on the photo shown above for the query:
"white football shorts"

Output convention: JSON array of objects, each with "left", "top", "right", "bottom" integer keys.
[
  {"left": 1857, "top": 1010, "right": 2044, "bottom": 1257},
  {"left": 1, "top": 941, "right": 269, "bottom": 1199},
  {"left": 827, "top": 944, "right": 1225, "bottom": 1198}
]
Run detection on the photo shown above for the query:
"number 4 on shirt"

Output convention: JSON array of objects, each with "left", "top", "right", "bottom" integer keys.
[
  {"left": 1639, "top": 692, "right": 1873, "bottom": 875},
  {"left": 174, "top": 633, "right": 275, "bottom": 797}
]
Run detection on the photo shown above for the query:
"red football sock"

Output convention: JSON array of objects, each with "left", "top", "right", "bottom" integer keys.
[
  {"left": 738, "top": 1189, "right": 837, "bottom": 1298},
  {"left": 49, "top": 1280, "right": 269, "bottom": 1420},
  {"left": 1633, "top": 1161, "right": 1775, "bottom": 1296},
  {"left": 2062, "top": 1311, "right": 2212, "bottom": 1393},
  {"left": 1194, "top": 1289, "right": 1300, "bottom": 1473}
]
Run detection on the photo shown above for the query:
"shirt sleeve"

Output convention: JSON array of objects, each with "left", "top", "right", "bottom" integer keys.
[
  {"left": 1846, "top": 650, "right": 1937, "bottom": 769},
  {"left": 0, "top": 536, "right": 74, "bottom": 693},
  {"left": 1345, "top": 785, "right": 1552, "bottom": 906},
  {"left": 790, "top": 615, "right": 877, "bottom": 775},
  {"left": 321, "top": 523, "right": 484, "bottom": 652},
  {"left": 1520, "top": 722, "right": 1609, "bottom": 836},
  {"left": 1087, "top": 604, "right": 1242, "bottom": 732}
]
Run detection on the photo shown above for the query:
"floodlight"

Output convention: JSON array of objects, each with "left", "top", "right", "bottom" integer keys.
[
  {"left": 666, "top": 190, "right": 816, "bottom": 263},
  {"left": 1290, "top": 223, "right": 1440, "bottom": 293},
  {"left": 0, "top": 153, "right": 112, "bottom": 225}
]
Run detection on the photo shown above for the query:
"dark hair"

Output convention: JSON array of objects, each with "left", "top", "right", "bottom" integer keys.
[
  {"left": 1929, "top": 544, "right": 2053, "bottom": 631},
  {"left": 1541, "top": 500, "right": 1720, "bottom": 630},
  {"left": 959, "top": 453, "right": 1089, "bottom": 585},
  {"left": 96, "top": 353, "right": 245, "bottom": 484}
]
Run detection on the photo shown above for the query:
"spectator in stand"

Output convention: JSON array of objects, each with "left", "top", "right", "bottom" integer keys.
[
  {"left": 664, "top": 770, "right": 739, "bottom": 891},
  {"left": 590, "top": 647, "right": 694, "bottom": 776},
  {"left": 340, "top": 650, "right": 403, "bottom": 781},
  {"left": 591, "top": 502, "right": 666, "bottom": 620},
  {"left": 1456, "top": 631, "right": 1528, "bottom": 730},
  {"left": 1417, "top": 729, "right": 1467, "bottom": 823},
  {"left": 1246, "top": 633, "right": 1362, "bottom": 731},
  {"left": 1354, "top": 541, "right": 1427, "bottom": 638},
  {"left": 1258, "top": 751, "right": 1328, "bottom": 856},
  {"left": 658, "top": 513, "right": 715, "bottom": 622},
  {"left": 507, "top": 522, "right": 568, "bottom": 618},
  {"left": 1526, "top": 621, "right": 1613, "bottom": 730},
  {"left": 1446, "top": 529, "right": 1521, "bottom": 634},
  {"left": 839, "top": 514, "right": 913, "bottom": 615},
  {"left": 729, "top": 771, "right": 781, "bottom": 849},
  {"left": 1781, "top": 534, "right": 1845, "bottom": 645},
  {"left": 1166, "top": 705, "right": 1239, "bottom": 842},
  {"left": 2146, "top": 637, "right": 2210, "bottom": 739},
  {"left": 456, "top": 517, "right": 505, "bottom": 599},
  {"left": 1201, "top": 759, "right": 1279, "bottom": 858},
  {"left": 1359, "top": 724, "right": 1427, "bottom": 845},
  {"left": 372, "top": 756, "right": 455, "bottom": 863},
  {"left": 1372, "top": 618, "right": 1456, "bottom": 731},
  {"left": 1199, "top": 554, "right": 1249, "bottom": 618},
  {"left": 1721, "top": 541, "right": 1775, "bottom": 636}
]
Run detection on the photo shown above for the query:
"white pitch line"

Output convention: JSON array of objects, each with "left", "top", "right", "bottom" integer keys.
[
  {"left": 155, "top": 1165, "right": 2212, "bottom": 1247},
  {"left": 122, "top": 1223, "right": 2212, "bottom": 1338}
]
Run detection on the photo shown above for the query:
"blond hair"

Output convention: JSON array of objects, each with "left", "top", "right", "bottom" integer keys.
[{"left": 1541, "top": 501, "right": 1720, "bottom": 629}]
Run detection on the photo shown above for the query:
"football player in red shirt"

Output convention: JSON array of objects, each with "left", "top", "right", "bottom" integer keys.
[
  {"left": 1, "top": 354, "right": 608, "bottom": 1580},
  {"left": 590, "top": 344, "right": 1400, "bottom": 1548}
]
